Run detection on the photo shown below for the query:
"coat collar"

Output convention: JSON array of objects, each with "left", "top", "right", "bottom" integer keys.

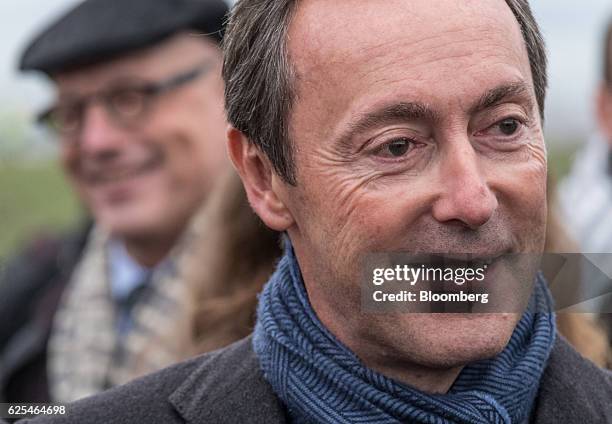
[
  {"left": 168, "top": 334, "right": 611, "bottom": 424},
  {"left": 530, "top": 335, "right": 612, "bottom": 422},
  {"left": 169, "top": 336, "right": 288, "bottom": 424}
]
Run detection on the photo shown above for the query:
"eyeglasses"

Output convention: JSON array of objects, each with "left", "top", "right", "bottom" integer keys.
[{"left": 37, "top": 61, "right": 214, "bottom": 137}]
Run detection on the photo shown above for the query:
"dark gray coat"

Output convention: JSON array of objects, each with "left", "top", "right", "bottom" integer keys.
[
  {"left": 0, "top": 223, "right": 90, "bottom": 403},
  {"left": 19, "top": 334, "right": 612, "bottom": 424}
]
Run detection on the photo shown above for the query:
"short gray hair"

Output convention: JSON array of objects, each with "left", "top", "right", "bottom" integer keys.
[{"left": 223, "top": 0, "right": 547, "bottom": 185}]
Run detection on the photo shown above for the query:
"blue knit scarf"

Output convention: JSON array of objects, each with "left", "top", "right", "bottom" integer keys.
[{"left": 253, "top": 243, "right": 556, "bottom": 424}]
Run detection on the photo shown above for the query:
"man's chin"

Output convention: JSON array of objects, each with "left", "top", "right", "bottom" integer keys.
[
  {"left": 93, "top": 208, "right": 166, "bottom": 241},
  {"left": 420, "top": 313, "right": 519, "bottom": 366},
  {"left": 365, "top": 312, "right": 520, "bottom": 369}
]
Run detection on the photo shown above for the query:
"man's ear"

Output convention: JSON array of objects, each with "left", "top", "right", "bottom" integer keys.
[
  {"left": 227, "top": 126, "right": 295, "bottom": 231},
  {"left": 596, "top": 83, "right": 612, "bottom": 144}
]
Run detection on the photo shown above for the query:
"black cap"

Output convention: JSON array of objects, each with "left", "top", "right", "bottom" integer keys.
[{"left": 19, "top": 0, "right": 229, "bottom": 75}]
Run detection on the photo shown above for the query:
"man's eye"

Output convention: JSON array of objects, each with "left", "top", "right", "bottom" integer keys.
[
  {"left": 496, "top": 118, "right": 520, "bottom": 136},
  {"left": 379, "top": 138, "right": 414, "bottom": 157},
  {"left": 110, "top": 89, "right": 147, "bottom": 119},
  {"left": 52, "top": 105, "right": 83, "bottom": 131}
]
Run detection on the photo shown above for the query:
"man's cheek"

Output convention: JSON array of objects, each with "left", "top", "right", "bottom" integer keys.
[
  {"left": 60, "top": 148, "right": 80, "bottom": 180},
  {"left": 330, "top": 198, "right": 402, "bottom": 263},
  {"left": 505, "top": 169, "right": 547, "bottom": 249},
  {"left": 518, "top": 159, "right": 547, "bottom": 213},
  {"left": 161, "top": 145, "right": 203, "bottom": 190},
  {"left": 492, "top": 155, "right": 546, "bottom": 201},
  {"left": 320, "top": 189, "right": 374, "bottom": 246}
]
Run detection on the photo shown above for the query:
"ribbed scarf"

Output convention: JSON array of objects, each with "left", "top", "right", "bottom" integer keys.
[{"left": 253, "top": 243, "right": 556, "bottom": 424}]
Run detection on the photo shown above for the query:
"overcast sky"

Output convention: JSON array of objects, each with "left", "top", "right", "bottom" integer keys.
[{"left": 1, "top": 1, "right": 611, "bottom": 145}]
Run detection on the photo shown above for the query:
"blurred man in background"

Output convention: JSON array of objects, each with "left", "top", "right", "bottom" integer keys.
[
  {"left": 559, "top": 17, "right": 612, "bottom": 261},
  {"left": 558, "top": 17, "right": 612, "bottom": 341},
  {"left": 0, "top": 0, "right": 266, "bottom": 403}
]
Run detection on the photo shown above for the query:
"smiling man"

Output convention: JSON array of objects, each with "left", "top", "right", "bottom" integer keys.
[
  {"left": 0, "top": 0, "right": 232, "bottom": 403},
  {"left": 237, "top": 0, "right": 549, "bottom": 387},
  {"left": 22, "top": 0, "right": 612, "bottom": 422}
]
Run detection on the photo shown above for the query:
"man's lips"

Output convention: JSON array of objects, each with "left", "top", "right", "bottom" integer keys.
[
  {"left": 386, "top": 252, "right": 509, "bottom": 294},
  {"left": 80, "top": 155, "right": 163, "bottom": 184},
  {"left": 423, "top": 254, "right": 501, "bottom": 267},
  {"left": 391, "top": 252, "right": 508, "bottom": 269}
]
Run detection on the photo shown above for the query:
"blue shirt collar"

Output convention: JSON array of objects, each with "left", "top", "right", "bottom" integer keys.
[{"left": 107, "top": 239, "right": 152, "bottom": 301}]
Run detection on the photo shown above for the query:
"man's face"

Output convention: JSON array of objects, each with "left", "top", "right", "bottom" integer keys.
[
  {"left": 54, "top": 34, "right": 229, "bottom": 240},
  {"left": 279, "top": 0, "right": 547, "bottom": 368}
]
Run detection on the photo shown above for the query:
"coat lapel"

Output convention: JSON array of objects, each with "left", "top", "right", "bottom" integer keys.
[
  {"left": 169, "top": 337, "right": 287, "bottom": 424},
  {"left": 531, "top": 335, "right": 612, "bottom": 422}
]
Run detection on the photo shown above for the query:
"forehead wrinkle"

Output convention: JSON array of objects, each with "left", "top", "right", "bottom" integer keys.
[
  {"left": 291, "top": 0, "right": 522, "bottom": 75},
  {"left": 359, "top": 36, "right": 523, "bottom": 88},
  {"left": 295, "top": 26, "right": 526, "bottom": 106},
  {"left": 354, "top": 24, "right": 493, "bottom": 60}
]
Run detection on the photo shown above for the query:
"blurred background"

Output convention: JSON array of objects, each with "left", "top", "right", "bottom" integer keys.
[{"left": 1, "top": 0, "right": 612, "bottom": 260}]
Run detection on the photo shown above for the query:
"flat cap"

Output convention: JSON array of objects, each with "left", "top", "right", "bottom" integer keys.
[{"left": 20, "top": 0, "right": 229, "bottom": 75}]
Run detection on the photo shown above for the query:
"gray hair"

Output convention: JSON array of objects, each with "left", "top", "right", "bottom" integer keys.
[{"left": 223, "top": 0, "right": 547, "bottom": 185}]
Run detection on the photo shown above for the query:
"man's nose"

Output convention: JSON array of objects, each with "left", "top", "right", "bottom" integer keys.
[
  {"left": 431, "top": 141, "right": 498, "bottom": 230},
  {"left": 76, "top": 103, "right": 125, "bottom": 155}
]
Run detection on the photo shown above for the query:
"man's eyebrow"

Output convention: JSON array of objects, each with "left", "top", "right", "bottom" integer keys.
[
  {"left": 469, "top": 81, "right": 535, "bottom": 115},
  {"left": 336, "top": 102, "right": 439, "bottom": 151},
  {"left": 334, "top": 82, "right": 535, "bottom": 152}
]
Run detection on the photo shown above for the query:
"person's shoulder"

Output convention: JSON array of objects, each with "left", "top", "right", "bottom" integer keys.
[
  {"left": 533, "top": 334, "right": 612, "bottom": 423},
  {"left": 168, "top": 334, "right": 286, "bottom": 423},
  {"left": 0, "top": 222, "right": 90, "bottom": 290},
  {"left": 20, "top": 336, "right": 286, "bottom": 424},
  {"left": 0, "top": 223, "right": 90, "bottom": 346},
  {"left": 17, "top": 342, "right": 230, "bottom": 423}
]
